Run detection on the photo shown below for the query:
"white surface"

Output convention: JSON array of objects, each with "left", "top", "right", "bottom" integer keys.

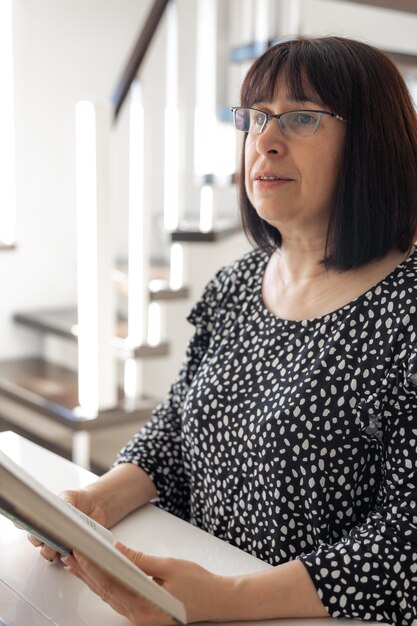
[{"left": 0, "top": 432, "right": 378, "bottom": 625}]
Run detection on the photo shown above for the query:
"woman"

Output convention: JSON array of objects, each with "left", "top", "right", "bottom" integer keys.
[{"left": 31, "top": 37, "right": 417, "bottom": 624}]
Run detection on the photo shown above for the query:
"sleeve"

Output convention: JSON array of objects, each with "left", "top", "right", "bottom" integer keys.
[
  {"left": 115, "top": 268, "right": 227, "bottom": 522},
  {"left": 299, "top": 346, "right": 417, "bottom": 625}
]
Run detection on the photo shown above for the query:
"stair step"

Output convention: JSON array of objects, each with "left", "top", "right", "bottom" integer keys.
[
  {"left": 0, "top": 357, "right": 157, "bottom": 431},
  {"left": 13, "top": 308, "right": 169, "bottom": 359},
  {"left": 171, "top": 218, "right": 241, "bottom": 242},
  {"left": 112, "top": 269, "right": 189, "bottom": 301},
  {"left": 0, "top": 416, "right": 108, "bottom": 475},
  {"left": 231, "top": 36, "right": 417, "bottom": 68},
  {"left": 344, "top": 0, "right": 417, "bottom": 14}
]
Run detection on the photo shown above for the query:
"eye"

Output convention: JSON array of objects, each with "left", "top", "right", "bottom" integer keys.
[
  {"left": 253, "top": 110, "right": 266, "bottom": 128},
  {"left": 292, "top": 111, "right": 318, "bottom": 125},
  {"left": 234, "top": 109, "right": 251, "bottom": 131}
]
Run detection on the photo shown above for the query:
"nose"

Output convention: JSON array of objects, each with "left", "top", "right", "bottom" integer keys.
[{"left": 255, "top": 118, "right": 287, "bottom": 156}]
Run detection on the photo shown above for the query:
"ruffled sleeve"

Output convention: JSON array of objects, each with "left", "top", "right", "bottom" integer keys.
[
  {"left": 115, "top": 267, "right": 228, "bottom": 521},
  {"left": 299, "top": 345, "right": 417, "bottom": 625}
]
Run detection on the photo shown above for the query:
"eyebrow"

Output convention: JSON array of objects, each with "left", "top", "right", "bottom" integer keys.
[
  {"left": 289, "top": 95, "right": 323, "bottom": 106},
  {"left": 253, "top": 94, "right": 325, "bottom": 110},
  {"left": 253, "top": 101, "right": 324, "bottom": 112}
]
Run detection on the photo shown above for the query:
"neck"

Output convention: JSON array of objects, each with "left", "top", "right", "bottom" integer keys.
[{"left": 274, "top": 238, "right": 330, "bottom": 285}]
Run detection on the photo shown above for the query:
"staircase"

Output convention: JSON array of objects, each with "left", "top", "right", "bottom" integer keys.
[{"left": 1, "top": 0, "right": 416, "bottom": 471}]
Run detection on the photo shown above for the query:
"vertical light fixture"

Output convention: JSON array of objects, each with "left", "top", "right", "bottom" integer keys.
[
  {"left": 75, "top": 101, "right": 116, "bottom": 417},
  {"left": 281, "top": 0, "right": 302, "bottom": 36},
  {"left": 147, "top": 302, "right": 162, "bottom": 346},
  {"left": 124, "top": 82, "right": 149, "bottom": 403},
  {"left": 169, "top": 241, "right": 184, "bottom": 289},
  {"left": 164, "top": 0, "right": 180, "bottom": 231},
  {"left": 0, "top": 0, "right": 16, "bottom": 246},
  {"left": 254, "top": 0, "right": 270, "bottom": 43},
  {"left": 127, "top": 81, "right": 147, "bottom": 347},
  {"left": 239, "top": 0, "right": 254, "bottom": 43},
  {"left": 199, "top": 185, "right": 214, "bottom": 232},
  {"left": 194, "top": 0, "right": 217, "bottom": 227}
]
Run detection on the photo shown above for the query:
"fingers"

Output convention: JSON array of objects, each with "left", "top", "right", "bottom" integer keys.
[
  {"left": 65, "top": 561, "right": 141, "bottom": 624},
  {"left": 26, "top": 489, "right": 91, "bottom": 562},
  {"left": 63, "top": 552, "right": 167, "bottom": 624},
  {"left": 116, "top": 542, "right": 169, "bottom": 581},
  {"left": 27, "top": 532, "right": 59, "bottom": 561},
  {"left": 59, "top": 489, "right": 107, "bottom": 527},
  {"left": 59, "top": 489, "right": 79, "bottom": 505},
  {"left": 40, "top": 543, "right": 60, "bottom": 561},
  {"left": 27, "top": 533, "right": 43, "bottom": 547}
]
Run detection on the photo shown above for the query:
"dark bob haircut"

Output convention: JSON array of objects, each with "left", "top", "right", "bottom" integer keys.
[{"left": 238, "top": 36, "right": 417, "bottom": 269}]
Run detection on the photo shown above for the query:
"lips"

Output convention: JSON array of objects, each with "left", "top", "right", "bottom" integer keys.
[
  {"left": 253, "top": 171, "right": 293, "bottom": 182},
  {"left": 256, "top": 176, "right": 291, "bottom": 181}
]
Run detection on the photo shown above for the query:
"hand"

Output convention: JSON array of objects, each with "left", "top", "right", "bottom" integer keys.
[
  {"left": 63, "top": 542, "right": 232, "bottom": 625},
  {"left": 28, "top": 488, "right": 108, "bottom": 562}
]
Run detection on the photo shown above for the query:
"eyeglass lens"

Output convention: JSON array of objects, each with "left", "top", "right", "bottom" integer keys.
[{"left": 233, "top": 108, "right": 322, "bottom": 136}]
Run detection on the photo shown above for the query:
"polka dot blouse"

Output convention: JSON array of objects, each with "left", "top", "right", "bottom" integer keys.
[{"left": 117, "top": 247, "right": 417, "bottom": 625}]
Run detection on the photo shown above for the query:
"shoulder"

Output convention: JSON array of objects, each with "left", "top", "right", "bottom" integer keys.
[
  {"left": 368, "top": 248, "right": 417, "bottom": 310},
  {"left": 208, "top": 247, "right": 269, "bottom": 302},
  {"left": 397, "top": 247, "right": 417, "bottom": 284},
  {"left": 187, "top": 247, "right": 269, "bottom": 328},
  {"left": 386, "top": 250, "right": 417, "bottom": 316}
]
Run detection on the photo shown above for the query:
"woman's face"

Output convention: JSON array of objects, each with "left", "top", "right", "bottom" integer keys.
[{"left": 244, "top": 79, "right": 346, "bottom": 240}]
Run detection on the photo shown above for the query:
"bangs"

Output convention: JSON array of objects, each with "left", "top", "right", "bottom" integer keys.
[
  {"left": 240, "top": 45, "right": 290, "bottom": 106},
  {"left": 240, "top": 39, "right": 347, "bottom": 117}
]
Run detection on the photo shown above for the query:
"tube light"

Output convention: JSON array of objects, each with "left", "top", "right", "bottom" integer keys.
[{"left": 75, "top": 101, "right": 99, "bottom": 416}]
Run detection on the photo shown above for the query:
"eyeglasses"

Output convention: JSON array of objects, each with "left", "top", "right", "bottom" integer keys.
[{"left": 231, "top": 107, "right": 346, "bottom": 137}]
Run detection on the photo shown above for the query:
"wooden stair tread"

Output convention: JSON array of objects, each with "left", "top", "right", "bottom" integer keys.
[
  {"left": 231, "top": 35, "right": 417, "bottom": 68},
  {"left": 13, "top": 308, "right": 169, "bottom": 358},
  {"left": 170, "top": 219, "right": 241, "bottom": 242},
  {"left": 113, "top": 262, "right": 189, "bottom": 300},
  {"left": 342, "top": 0, "right": 417, "bottom": 14},
  {"left": 0, "top": 416, "right": 108, "bottom": 475},
  {"left": 0, "top": 357, "right": 157, "bottom": 431},
  {"left": 112, "top": 270, "right": 189, "bottom": 301}
]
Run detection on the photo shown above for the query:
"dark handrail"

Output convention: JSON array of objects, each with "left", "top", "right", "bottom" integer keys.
[
  {"left": 342, "top": 0, "right": 417, "bottom": 13},
  {"left": 111, "top": 0, "right": 170, "bottom": 120}
]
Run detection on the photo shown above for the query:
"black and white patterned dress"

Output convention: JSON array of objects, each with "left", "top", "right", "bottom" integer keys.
[{"left": 117, "top": 247, "right": 417, "bottom": 625}]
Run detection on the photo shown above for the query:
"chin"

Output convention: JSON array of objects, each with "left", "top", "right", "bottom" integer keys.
[{"left": 255, "top": 206, "right": 295, "bottom": 226}]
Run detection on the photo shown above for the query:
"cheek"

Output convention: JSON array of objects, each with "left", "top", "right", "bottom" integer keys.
[
  {"left": 244, "top": 139, "right": 252, "bottom": 168},
  {"left": 244, "top": 140, "right": 255, "bottom": 194}
]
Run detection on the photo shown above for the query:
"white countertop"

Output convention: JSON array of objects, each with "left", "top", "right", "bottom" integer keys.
[{"left": 0, "top": 431, "right": 379, "bottom": 626}]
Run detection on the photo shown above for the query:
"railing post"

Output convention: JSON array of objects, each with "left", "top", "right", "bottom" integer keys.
[
  {"left": 123, "top": 82, "right": 149, "bottom": 405},
  {"left": 75, "top": 102, "right": 117, "bottom": 418},
  {"left": 194, "top": 0, "right": 218, "bottom": 231},
  {"left": 164, "top": 0, "right": 180, "bottom": 232}
]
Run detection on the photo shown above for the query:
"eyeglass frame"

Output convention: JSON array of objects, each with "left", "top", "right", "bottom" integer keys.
[{"left": 230, "top": 106, "right": 347, "bottom": 136}]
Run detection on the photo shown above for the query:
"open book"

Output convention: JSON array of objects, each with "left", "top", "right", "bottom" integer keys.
[{"left": 0, "top": 449, "right": 187, "bottom": 625}]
